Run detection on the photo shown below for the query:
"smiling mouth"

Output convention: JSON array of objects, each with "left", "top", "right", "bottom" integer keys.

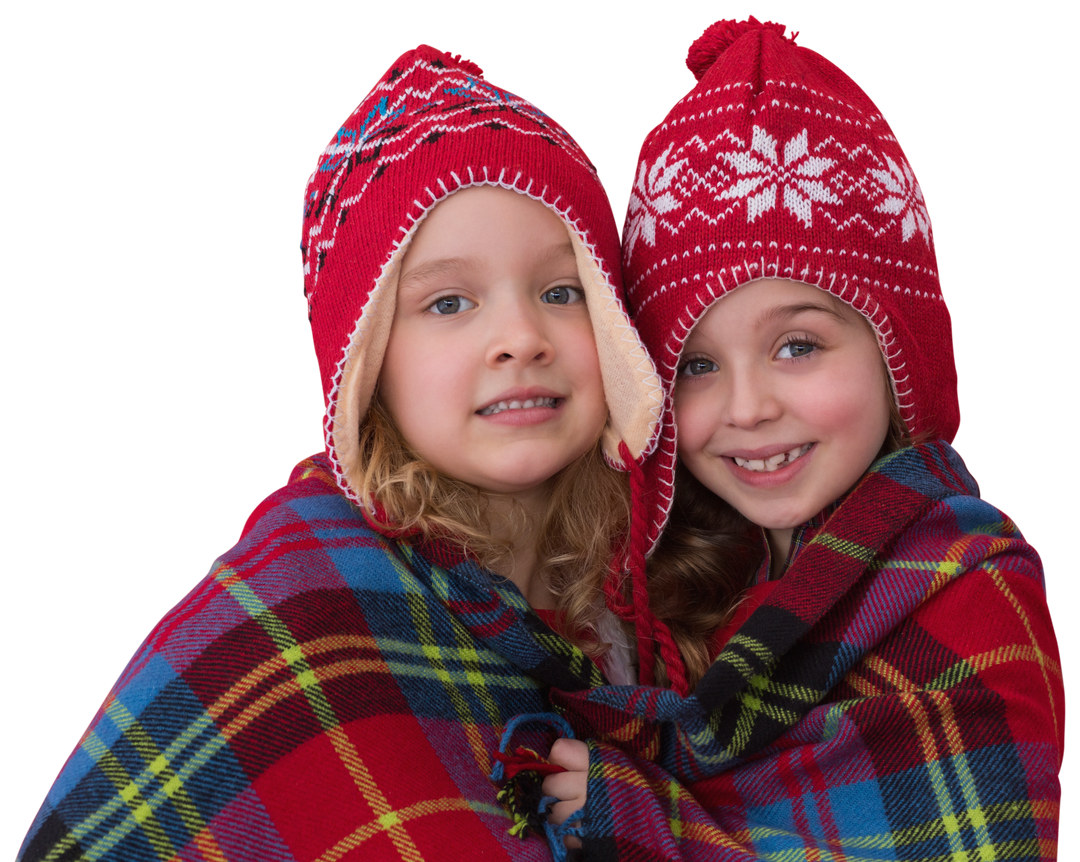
[
  {"left": 732, "top": 443, "right": 813, "bottom": 473},
  {"left": 477, "top": 397, "right": 559, "bottom": 416}
]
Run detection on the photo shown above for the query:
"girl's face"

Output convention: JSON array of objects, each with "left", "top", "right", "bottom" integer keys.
[
  {"left": 674, "top": 278, "right": 891, "bottom": 534},
  {"left": 380, "top": 186, "right": 608, "bottom": 500}
]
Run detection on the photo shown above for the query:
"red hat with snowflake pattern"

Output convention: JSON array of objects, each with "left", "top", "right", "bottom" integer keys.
[{"left": 624, "top": 18, "right": 959, "bottom": 550}]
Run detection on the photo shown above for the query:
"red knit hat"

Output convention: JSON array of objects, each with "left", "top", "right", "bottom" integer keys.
[
  {"left": 302, "top": 45, "right": 679, "bottom": 686},
  {"left": 302, "top": 45, "right": 662, "bottom": 499},
  {"left": 624, "top": 18, "right": 960, "bottom": 551}
]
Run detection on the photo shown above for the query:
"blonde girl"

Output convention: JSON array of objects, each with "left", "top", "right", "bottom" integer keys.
[{"left": 19, "top": 45, "right": 666, "bottom": 862}]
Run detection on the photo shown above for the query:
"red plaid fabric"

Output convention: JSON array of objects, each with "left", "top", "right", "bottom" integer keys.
[
  {"left": 552, "top": 442, "right": 1062, "bottom": 860},
  {"left": 19, "top": 455, "right": 610, "bottom": 861}
]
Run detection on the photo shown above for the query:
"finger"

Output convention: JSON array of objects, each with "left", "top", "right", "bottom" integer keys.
[
  {"left": 548, "top": 799, "right": 583, "bottom": 828},
  {"left": 549, "top": 802, "right": 584, "bottom": 850},
  {"left": 548, "top": 738, "right": 589, "bottom": 771},
  {"left": 541, "top": 770, "right": 586, "bottom": 804}
]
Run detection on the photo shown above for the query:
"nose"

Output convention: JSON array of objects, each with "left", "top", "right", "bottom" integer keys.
[
  {"left": 719, "top": 363, "right": 781, "bottom": 429},
  {"left": 485, "top": 296, "right": 554, "bottom": 367}
]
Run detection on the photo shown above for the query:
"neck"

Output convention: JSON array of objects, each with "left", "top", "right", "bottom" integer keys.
[
  {"left": 484, "top": 483, "right": 555, "bottom": 610},
  {"left": 766, "top": 527, "right": 793, "bottom": 579}
]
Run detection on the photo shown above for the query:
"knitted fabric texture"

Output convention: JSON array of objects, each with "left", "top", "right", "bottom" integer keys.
[
  {"left": 301, "top": 44, "right": 662, "bottom": 502},
  {"left": 624, "top": 18, "right": 959, "bottom": 548},
  {"left": 18, "top": 455, "right": 611, "bottom": 861},
  {"left": 552, "top": 441, "right": 1063, "bottom": 860}
]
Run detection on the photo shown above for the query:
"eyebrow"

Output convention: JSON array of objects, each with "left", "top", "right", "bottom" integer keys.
[
  {"left": 398, "top": 240, "right": 577, "bottom": 293},
  {"left": 537, "top": 240, "right": 577, "bottom": 267},
  {"left": 398, "top": 256, "right": 473, "bottom": 292},
  {"left": 755, "top": 301, "right": 851, "bottom": 328}
]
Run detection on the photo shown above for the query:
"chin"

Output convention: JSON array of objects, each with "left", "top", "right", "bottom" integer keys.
[
  {"left": 475, "top": 470, "right": 562, "bottom": 497},
  {"left": 484, "top": 455, "right": 577, "bottom": 492},
  {"left": 747, "top": 503, "right": 818, "bottom": 531}
]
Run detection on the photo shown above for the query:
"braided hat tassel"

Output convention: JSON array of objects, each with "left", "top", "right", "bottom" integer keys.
[{"left": 610, "top": 442, "right": 690, "bottom": 695}]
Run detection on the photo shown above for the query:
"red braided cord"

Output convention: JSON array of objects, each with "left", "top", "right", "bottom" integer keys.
[
  {"left": 617, "top": 442, "right": 691, "bottom": 695},
  {"left": 653, "top": 610, "right": 690, "bottom": 694},
  {"left": 620, "top": 443, "right": 657, "bottom": 684},
  {"left": 603, "top": 557, "right": 634, "bottom": 618}
]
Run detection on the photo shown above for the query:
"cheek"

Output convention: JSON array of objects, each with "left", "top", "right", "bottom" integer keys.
[
  {"left": 808, "top": 390, "right": 865, "bottom": 432},
  {"left": 818, "top": 368, "right": 885, "bottom": 431},
  {"left": 804, "top": 365, "right": 891, "bottom": 462},
  {"left": 562, "top": 325, "right": 607, "bottom": 423},
  {"left": 673, "top": 389, "right": 715, "bottom": 457},
  {"left": 380, "top": 338, "right": 416, "bottom": 410},
  {"left": 380, "top": 331, "right": 463, "bottom": 435}
]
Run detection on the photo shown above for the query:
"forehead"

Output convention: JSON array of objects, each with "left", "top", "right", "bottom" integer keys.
[
  {"left": 687, "top": 278, "right": 867, "bottom": 340},
  {"left": 402, "top": 185, "right": 573, "bottom": 271}
]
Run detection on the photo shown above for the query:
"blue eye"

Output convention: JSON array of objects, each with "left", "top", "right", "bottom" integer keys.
[
  {"left": 429, "top": 295, "right": 476, "bottom": 315},
  {"left": 777, "top": 341, "right": 816, "bottom": 359},
  {"left": 679, "top": 358, "right": 718, "bottom": 377},
  {"left": 541, "top": 285, "right": 584, "bottom": 305}
]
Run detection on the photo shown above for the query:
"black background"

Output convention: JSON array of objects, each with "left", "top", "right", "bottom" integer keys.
[{"left": 16, "top": 8, "right": 1062, "bottom": 855}]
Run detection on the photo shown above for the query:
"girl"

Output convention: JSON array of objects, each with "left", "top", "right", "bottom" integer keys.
[
  {"left": 543, "top": 19, "right": 1063, "bottom": 860},
  {"left": 18, "top": 46, "right": 669, "bottom": 861}
]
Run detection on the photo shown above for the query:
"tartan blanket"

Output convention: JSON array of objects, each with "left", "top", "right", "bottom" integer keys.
[
  {"left": 551, "top": 441, "right": 1063, "bottom": 861},
  {"left": 19, "top": 455, "right": 606, "bottom": 861}
]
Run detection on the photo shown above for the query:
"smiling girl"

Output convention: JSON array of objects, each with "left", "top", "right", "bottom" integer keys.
[
  {"left": 18, "top": 46, "right": 668, "bottom": 861},
  {"left": 544, "top": 19, "right": 1063, "bottom": 860},
  {"left": 674, "top": 279, "right": 897, "bottom": 579},
  {"left": 370, "top": 185, "right": 613, "bottom": 612}
]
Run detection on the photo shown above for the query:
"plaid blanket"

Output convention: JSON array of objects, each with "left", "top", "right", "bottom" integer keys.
[
  {"left": 19, "top": 455, "right": 606, "bottom": 861},
  {"left": 551, "top": 441, "right": 1063, "bottom": 860}
]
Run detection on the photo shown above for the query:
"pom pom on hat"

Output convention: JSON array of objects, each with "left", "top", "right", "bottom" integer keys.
[
  {"left": 682, "top": 11, "right": 803, "bottom": 83},
  {"left": 419, "top": 43, "right": 488, "bottom": 79}
]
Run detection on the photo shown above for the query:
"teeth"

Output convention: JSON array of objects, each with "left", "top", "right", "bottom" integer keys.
[
  {"left": 765, "top": 453, "right": 786, "bottom": 471},
  {"left": 733, "top": 444, "right": 812, "bottom": 473},
  {"left": 479, "top": 397, "right": 557, "bottom": 416}
]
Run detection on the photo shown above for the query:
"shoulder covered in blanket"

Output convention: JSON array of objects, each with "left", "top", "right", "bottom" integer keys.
[
  {"left": 554, "top": 441, "right": 1063, "bottom": 861},
  {"left": 20, "top": 454, "right": 602, "bottom": 861}
]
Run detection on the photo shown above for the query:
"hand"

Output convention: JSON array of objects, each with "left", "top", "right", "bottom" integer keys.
[{"left": 541, "top": 737, "right": 589, "bottom": 849}]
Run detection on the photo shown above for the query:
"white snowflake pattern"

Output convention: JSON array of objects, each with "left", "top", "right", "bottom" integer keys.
[
  {"left": 869, "top": 155, "right": 931, "bottom": 246},
  {"left": 718, "top": 127, "right": 840, "bottom": 227},
  {"left": 625, "top": 143, "right": 687, "bottom": 260}
]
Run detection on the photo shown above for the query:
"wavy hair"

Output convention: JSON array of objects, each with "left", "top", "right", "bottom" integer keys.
[{"left": 357, "top": 396, "right": 629, "bottom": 659}]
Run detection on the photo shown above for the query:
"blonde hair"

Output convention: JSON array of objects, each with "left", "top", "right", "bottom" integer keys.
[
  {"left": 358, "top": 396, "right": 629, "bottom": 658},
  {"left": 650, "top": 356, "right": 913, "bottom": 690}
]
